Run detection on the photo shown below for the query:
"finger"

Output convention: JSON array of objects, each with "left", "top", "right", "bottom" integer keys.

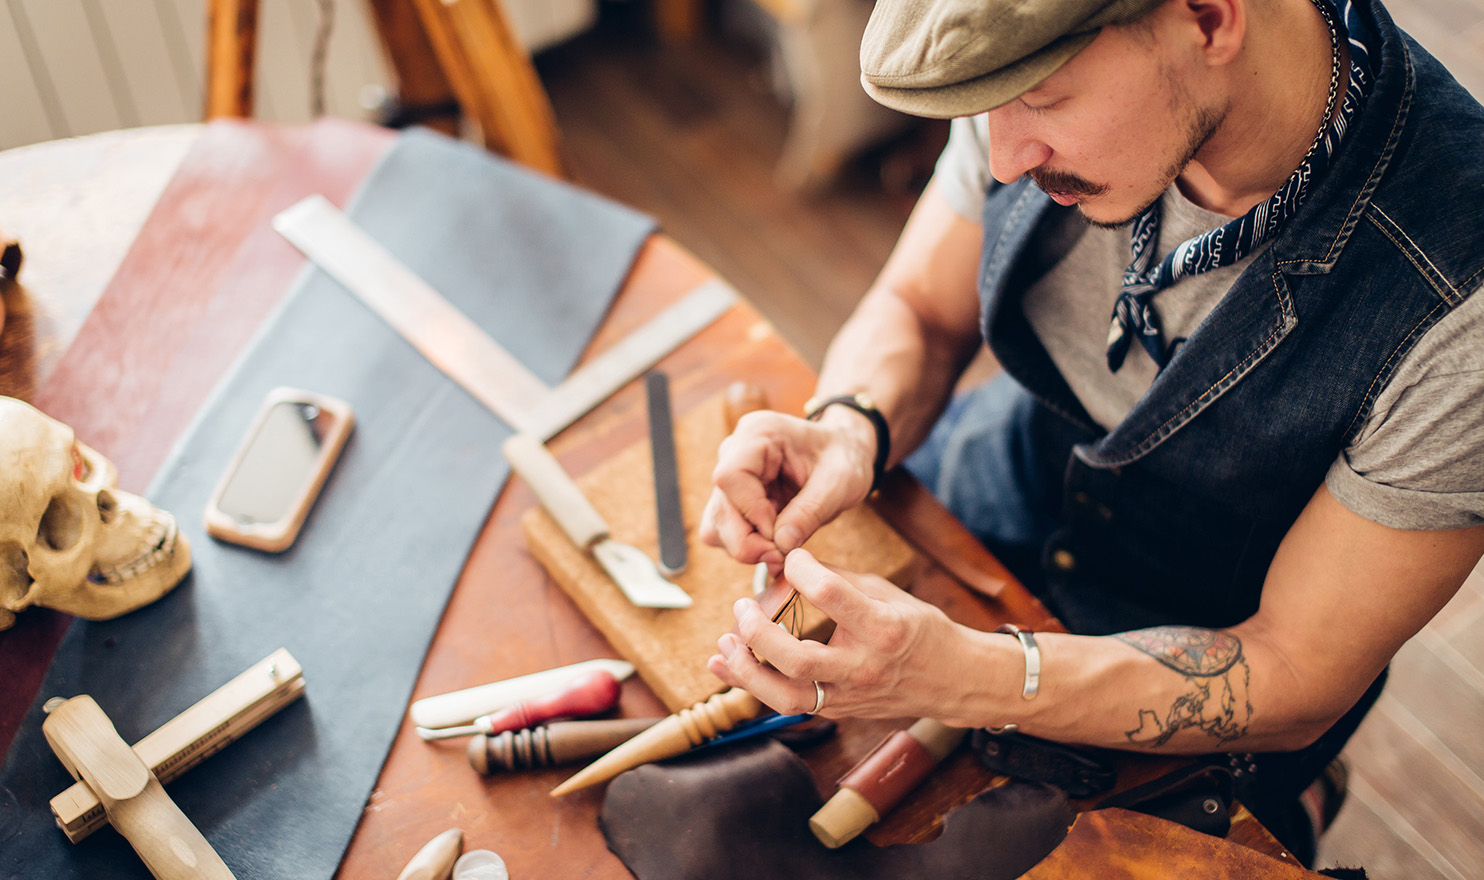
[
  {"left": 712, "top": 434, "right": 786, "bottom": 541},
  {"left": 732, "top": 597, "right": 837, "bottom": 681},
  {"left": 704, "top": 490, "right": 784, "bottom": 565},
  {"left": 715, "top": 633, "right": 823, "bottom": 717},
  {"left": 780, "top": 549, "right": 878, "bottom": 633}
]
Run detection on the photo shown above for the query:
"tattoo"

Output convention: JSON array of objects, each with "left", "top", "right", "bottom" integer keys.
[{"left": 1113, "top": 627, "right": 1253, "bottom": 748}]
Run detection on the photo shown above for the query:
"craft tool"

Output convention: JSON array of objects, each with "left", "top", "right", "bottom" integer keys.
[
  {"left": 645, "top": 370, "right": 687, "bottom": 575},
  {"left": 395, "top": 828, "right": 463, "bottom": 880},
  {"left": 43, "top": 695, "right": 236, "bottom": 880},
  {"left": 550, "top": 687, "right": 764, "bottom": 795},
  {"left": 466, "top": 717, "right": 660, "bottom": 774},
  {"left": 809, "top": 718, "right": 967, "bottom": 848},
  {"left": 416, "top": 669, "right": 622, "bottom": 740},
  {"left": 409, "top": 658, "right": 635, "bottom": 730},
  {"left": 273, "top": 195, "right": 737, "bottom": 441},
  {"left": 504, "top": 432, "right": 693, "bottom": 608},
  {"left": 452, "top": 849, "right": 509, "bottom": 880},
  {"left": 50, "top": 648, "right": 305, "bottom": 842}
]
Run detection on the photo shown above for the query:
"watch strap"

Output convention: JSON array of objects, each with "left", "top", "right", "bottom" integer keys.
[{"left": 804, "top": 393, "right": 890, "bottom": 493}]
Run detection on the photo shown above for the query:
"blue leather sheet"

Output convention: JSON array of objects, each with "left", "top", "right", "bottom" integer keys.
[{"left": 0, "top": 128, "right": 654, "bottom": 879}]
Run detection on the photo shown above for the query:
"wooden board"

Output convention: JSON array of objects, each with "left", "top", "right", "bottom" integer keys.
[{"left": 522, "top": 393, "right": 917, "bottom": 711}]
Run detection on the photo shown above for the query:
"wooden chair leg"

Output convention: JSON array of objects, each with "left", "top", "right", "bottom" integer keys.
[
  {"left": 205, "top": 0, "right": 259, "bottom": 118},
  {"left": 407, "top": 0, "right": 567, "bottom": 178},
  {"left": 364, "top": 0, "right": 460, "bottom": 136}
]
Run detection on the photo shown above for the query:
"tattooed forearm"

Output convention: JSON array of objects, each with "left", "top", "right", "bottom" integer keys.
[{"left": 1114, "top": 626, "right": 1253, "bottom": 748}]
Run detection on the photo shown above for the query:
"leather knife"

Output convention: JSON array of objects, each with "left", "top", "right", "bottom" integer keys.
[{"left": 503, "top": 433, "right": 693, "bottom": 609}]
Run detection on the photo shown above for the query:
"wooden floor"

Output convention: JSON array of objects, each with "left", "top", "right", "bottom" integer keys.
[{"left": 539, "top": 4, "right": 1484, "bottom": 878}]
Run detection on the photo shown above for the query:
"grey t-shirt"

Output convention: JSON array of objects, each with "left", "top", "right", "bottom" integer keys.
[{"left": 937, "top": 114, "right": 1484, "bottom": 530}]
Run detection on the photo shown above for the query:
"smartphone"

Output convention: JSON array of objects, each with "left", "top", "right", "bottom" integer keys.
[{"left": 204, "top": 387, "right": 354, "bottom": 552}]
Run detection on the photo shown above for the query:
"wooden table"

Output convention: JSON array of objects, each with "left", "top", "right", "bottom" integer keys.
[{"left": 0, "top": 119, "right": 1310, "bottom": 879}]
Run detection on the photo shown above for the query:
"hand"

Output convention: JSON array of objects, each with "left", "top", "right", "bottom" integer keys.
[
  {"left": 706, "top": 548, "right": 977, "bottom": 722},
  {"left": 698, "top": 408, "right": 876, "bottom": 571}
]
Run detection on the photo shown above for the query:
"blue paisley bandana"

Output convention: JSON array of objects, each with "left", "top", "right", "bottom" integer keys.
[{"left": 1106, "top": 0, "right": 1377, "bottom": 372}]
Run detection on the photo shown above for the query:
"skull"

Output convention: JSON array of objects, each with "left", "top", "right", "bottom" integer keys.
[{"left": 0, "top": 397, "right": 191, "bottom": 630}]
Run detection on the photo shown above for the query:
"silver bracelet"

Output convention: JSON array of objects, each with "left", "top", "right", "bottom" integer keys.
[{"left": 997, "top": 624, "right": 1041, "bottom": 700}]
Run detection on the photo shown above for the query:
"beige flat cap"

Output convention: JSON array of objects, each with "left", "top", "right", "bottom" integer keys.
[{"left": 861, "top": 0, "right": 1168, "bottom": 117}]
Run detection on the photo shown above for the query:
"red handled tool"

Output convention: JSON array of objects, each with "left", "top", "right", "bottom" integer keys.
[{"left": 415, "top": 670, "right": 622, "bottom": 741}]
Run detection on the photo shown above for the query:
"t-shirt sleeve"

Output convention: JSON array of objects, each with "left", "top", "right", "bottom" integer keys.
[
  {"left": 933, "top": 114, "right": 993, "bottom": 221},
  {"left": 1325, "top": 286, "right": 1484, "bottom": 530}
]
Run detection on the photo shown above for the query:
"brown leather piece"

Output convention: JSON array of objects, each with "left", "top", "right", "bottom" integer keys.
[
  {"left": 1023, "top": 808, "right": 1324, "bottom": 879},
  {"left": 600, "top": 740, "right": 1074, "bottom": 880}
]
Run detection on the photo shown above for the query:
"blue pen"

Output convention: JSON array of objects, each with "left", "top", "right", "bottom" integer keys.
[{"left": 697, "top": 712, "right": 813, "bottom": 751}]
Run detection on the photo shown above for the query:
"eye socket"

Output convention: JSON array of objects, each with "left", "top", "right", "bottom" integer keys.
[
  {"left": 37, "top": 496, "right": 84, "bottom": 552},
  {"left": 97, "top": 489, "right": 119, "bottom": 525}
]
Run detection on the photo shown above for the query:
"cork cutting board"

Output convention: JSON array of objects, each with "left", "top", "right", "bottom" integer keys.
[{"left": 521, "top": 393, "right": 917, "bottom": 711}]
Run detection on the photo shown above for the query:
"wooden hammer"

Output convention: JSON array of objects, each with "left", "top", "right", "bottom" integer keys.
[{"left": 42, "top": 695, "right": 235, "bottom": 880}]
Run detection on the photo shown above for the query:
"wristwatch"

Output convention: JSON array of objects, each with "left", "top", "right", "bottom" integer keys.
[{"left": 803, "top": 392, "right": 891, "bottom": 493}]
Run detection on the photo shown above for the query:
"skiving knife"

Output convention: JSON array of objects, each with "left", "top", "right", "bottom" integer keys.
[{"left": 502, "top": 433, "right": 693, "bottom": 609}]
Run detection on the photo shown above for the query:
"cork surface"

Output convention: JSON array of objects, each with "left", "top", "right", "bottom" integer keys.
[{"left": 521, "top": 394, "right": 916, "bottom": 711}]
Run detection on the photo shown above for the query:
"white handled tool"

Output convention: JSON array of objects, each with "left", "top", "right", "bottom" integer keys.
[
  {"left": 503, "top": 433, "right": 692, "bottom": 608},
  {"left": 409, "top": 658, "right": 635, "bottom": 729}
]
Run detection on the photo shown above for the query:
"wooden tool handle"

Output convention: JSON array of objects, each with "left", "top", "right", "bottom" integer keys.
[
  {"left": 43, "top": 696, "right": 235, "bottom": 880},
  {"left": 723, "top": 381, "right": 769, "bottom": 431},
  {"left": 480, "top": 670, "right": 621, "bottom": 735},
  {"left": 503, "top": 433, "right": 609, "bottom": 549}
]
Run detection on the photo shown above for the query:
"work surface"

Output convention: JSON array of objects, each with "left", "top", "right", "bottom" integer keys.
[{"left": 0, "top": 119, "right": 1309, "bottom": 878}]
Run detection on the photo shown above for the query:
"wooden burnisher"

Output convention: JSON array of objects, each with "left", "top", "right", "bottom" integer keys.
[
  {"left": 466, "top": 717, "right": 660, "bottom": 774},
  {"left": 550, "top": 688, "right": 764, "bottom": 795}
]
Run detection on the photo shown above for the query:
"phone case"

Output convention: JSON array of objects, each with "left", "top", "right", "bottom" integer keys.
[{"left": 204, "top": 387, "right": 354, "bottom": 552}]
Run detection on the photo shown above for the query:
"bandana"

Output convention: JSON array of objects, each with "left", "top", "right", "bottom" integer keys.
[{"left": 1105, "top": 0, "right": 1377, "bottom": 372}]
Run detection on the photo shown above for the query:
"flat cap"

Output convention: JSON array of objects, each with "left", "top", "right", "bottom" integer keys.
[{"left": 861, "top": 0, "right": 1168, "bottom": 118}]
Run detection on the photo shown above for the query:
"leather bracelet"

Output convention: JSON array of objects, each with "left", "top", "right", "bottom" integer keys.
[
  {"left": 997, "top": 624, "right": 1041, "bottom": 700},
  {"left": 804, "top": 392, "right": 890, "bottom": 494}
]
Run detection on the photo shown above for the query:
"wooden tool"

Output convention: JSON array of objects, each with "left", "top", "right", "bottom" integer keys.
[
  {"left": 549, "top": 687, "right": 764, "bottom": 795},
  {"left": 504, "top": 432, "right": 693, "bottom": 608},
  {"left": 42, "top": 695, "right": 236, "bottom": 880},
  {"left": 50, "top": 648, "right": 305, "bottom": 842},
  {"left": 396, "top": 828, "right": 463, "bottom": 880},
  {"left": 416, "top": 670, "right": 621, "bottom": 740},
  {"left": 466, "top": 717, "right": 660, "bottom": 774},
  {"left": 810, "top": 718, "right": 968, "bottom": 848}
]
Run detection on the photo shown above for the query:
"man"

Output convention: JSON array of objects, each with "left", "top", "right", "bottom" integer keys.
[{"left": 699, "top": 0, "right": 1484, "bottom": 862}]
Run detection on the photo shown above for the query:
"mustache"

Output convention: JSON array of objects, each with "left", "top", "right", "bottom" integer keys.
[{"left": 1028, "top": 167, "right": 1110, "bottom": 199}]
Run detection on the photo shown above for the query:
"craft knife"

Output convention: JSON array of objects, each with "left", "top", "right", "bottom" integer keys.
[
  {"left": 645, "top": 371, "right": 687, "bottom": 575},
  {"left": 502, "top": 433, "right": 693, "bottom": 609}
]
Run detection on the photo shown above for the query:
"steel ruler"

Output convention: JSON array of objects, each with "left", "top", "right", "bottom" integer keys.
[{"left": 273, "top": 194, "right": 737, "bottom": 440}]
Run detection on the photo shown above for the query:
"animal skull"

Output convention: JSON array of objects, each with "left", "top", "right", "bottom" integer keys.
[{"left": 0, "top": 397, "right": 191, "bottom": 630}]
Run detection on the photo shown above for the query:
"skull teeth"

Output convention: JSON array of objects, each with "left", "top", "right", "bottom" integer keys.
[{"left": 87, "top": 516, "right": 180, "bottom": 586}]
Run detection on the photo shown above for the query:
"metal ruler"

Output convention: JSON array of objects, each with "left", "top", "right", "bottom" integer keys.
[{"left": 273, "top": 195, "right": 737, "bottom": 440}]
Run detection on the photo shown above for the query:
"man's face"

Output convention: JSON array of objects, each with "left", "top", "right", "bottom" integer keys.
[{"left": 983, "top": 19, "right": 1228, "bottom": 227}]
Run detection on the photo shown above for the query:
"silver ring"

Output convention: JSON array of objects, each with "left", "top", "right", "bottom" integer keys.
[{"left": 810, "top": 680, "right": 826, "bottom": 715}]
